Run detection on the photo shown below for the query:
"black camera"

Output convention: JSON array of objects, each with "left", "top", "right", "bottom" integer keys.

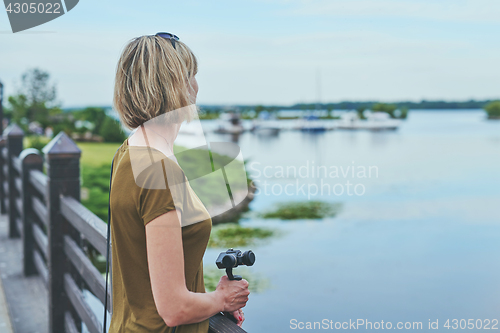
[{"left": 216, "top": 248, "right": 255, "bottom": 281}]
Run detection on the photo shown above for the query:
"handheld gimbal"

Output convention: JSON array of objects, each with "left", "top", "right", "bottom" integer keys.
[{"left": 216, "top": 248, "right": 255, "bottom": 280}]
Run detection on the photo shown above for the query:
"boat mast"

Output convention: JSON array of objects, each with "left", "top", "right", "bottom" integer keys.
[{"left": 316, "top": 68, "right": 321, "bottom": 111}]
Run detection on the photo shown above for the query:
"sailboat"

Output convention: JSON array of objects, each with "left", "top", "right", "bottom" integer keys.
[
  {"left": 251, "top": 111, "right": 281, "bottom": 135},
  {"left": 214, "top": 112, "right": 245, "bottom": 134},
  {"left": 337, "top": 111, "right": 400, "bottom": 130}
]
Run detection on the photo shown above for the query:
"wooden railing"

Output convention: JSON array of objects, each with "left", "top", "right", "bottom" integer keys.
[{"left": 0, "top": 124, "right": 245, "bottom": 333}]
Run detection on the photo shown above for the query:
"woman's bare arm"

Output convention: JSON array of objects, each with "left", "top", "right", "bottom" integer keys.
[{"left": 146, "top": 210, "right": 249, "bottom": 327}]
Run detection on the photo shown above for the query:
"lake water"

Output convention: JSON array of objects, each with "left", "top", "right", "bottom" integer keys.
[
  {"left": 88, "top": 110, "right": 500, "bottom": 332},
  {"left": 201, "top": 110, "right": 500, "bottom": 332}
]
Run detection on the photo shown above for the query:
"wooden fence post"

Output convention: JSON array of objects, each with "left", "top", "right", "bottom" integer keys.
[
  {"left": 6, "top": 124, "right": 24, "bottom": 238},
  {"left": 20, "top": 148, "right": 44, "bottom": 276},
  {"left": 43, "top": 132, "right": 81, "bottom": 333}
]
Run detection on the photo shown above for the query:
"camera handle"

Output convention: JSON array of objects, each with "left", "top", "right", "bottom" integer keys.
[
  {"left": 225, "top": 267, "right": 242, "bottom": 281},
  {"left": 223, "top": 267, "right": 241, "bottom": 324}
]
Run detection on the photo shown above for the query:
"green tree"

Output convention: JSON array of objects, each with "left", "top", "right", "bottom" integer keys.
[
  {"left": 484, "top": 101, "right": 500, "bottom": 119},
  {"left": 254, "top": 105, "right": 265, "bottom": 114},
  {"left": 371, "top": 103, "right": 398, "bottom": 118},
  {"left": 399, "top": 106, "right": 409, "bottom": 119},
  {"left": 6, "top": 68, "right": 59, "bottom": 129},
  {"left": 6, "top": 94, "right": 29, "bottom": 124},
  {"left": 356, "top": 105, "right": 367, "bottom": 120},
  {"left": 76, "top": 107, "right": 107, "bottom": 134},
  {"left": 99, "top": 116, "right": 126, "bottom": 142}
]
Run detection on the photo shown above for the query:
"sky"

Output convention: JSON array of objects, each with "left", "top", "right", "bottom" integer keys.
[{"left": 1, "top": 0, "right": 500, "bottom": 108}]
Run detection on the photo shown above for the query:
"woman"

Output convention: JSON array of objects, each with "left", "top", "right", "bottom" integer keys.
[{"left": 109, "top": 33, "right": 250, "bottom": 332}]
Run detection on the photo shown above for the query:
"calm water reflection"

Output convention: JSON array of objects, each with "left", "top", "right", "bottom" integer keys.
[{"left": 202, "top": 110, "right": 500, "bottom": 332}]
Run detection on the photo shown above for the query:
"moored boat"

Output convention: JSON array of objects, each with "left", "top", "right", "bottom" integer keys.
[
  {"left": 337, "top": 111, "right": 400, "bottom": 130},
  {"left": 214, "top": 112, "right": 245, "bottom": 134}
]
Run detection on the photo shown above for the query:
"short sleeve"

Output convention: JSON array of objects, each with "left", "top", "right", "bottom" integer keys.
[{"left": 138, "top": 159, "right": 178, "bottom": 225}]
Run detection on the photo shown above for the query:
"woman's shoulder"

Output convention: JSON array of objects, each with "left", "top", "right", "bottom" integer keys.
[
  {"left": 112, "top": 140, "right": 184, "bottom": 191},
  {"left": 136, "top": 156, "right": 185, "bottom": 191}
]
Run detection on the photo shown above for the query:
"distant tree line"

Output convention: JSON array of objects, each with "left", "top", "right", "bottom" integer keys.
[
  {"left": 200, "top": 98, "right": 500, "bottom": 120},
  {"left": 287, "top": 100, "right": 497, "bottom": 110},
  {"left": 199, "top": 99, "right": 498, "bottom": 112}
]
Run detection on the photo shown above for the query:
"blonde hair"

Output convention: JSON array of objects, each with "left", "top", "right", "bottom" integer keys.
[{"left": 113, "top": 34, "right": 198, "bottom": 129}]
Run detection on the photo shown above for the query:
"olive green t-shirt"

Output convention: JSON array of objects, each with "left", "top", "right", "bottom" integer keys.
[{"left": 108, "top": 139, "right": 211, "bottom": 333}]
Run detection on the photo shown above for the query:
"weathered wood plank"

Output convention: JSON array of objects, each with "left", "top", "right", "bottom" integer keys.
[
  {"left": 20, "top": 149, "right": 44, "bottom": 277},
  {"left": 15, "top": 217, "right": 23, "bottom": 238},
  {"left": 1, "top": 147, "right": 7, "bottom": 159},
  {"left": 209, "top": 313, "right": 247, "bottom": 333},
  {"left": 12, "top": 156, "right": 22, "bottom": 173},
  {"left": 64, "top": 312, "right": 79, "bottom": 333},
  {"left": 33, "top": 223, "right": 48, "bottom": 259},
  {"left": 64, "top": 235, "right": 112, "bottom": 312},
  {"left": 15, "top": 197, "right": 23, "bottom": 216},
  {"left": 33, "top": 249, "right": 48, "bottom": 287},
  {"left": 64, "top": 273, "right": 102, "bottom": 333},
  {"left": 3, "top": 181, "right": 7, "bottom": 196},
  {"left": 6, "top": 126, "right": 24, "bottom": 238},
  {"left": 29, "top": 169, "right": 47, "bottom": 197},
  {"left": 14, "top": 177, "right": 22, "bottom": 194},
  {"left": 60, "top": 196, "right": 107, "bottom": 256},
  {"left": 32, "top": 196, "right": 48, "bottom": 228}
]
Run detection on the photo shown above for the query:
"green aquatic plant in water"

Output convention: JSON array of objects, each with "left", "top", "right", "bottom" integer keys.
[
  {"left": 203, "top": 266, "right": 270, "bottom": 293},
  {"left": 208, "top": 223, "right": 275, "bottom": 248},
  {"left": 261, "top": 201, "right": 342, "bottom": 220}
]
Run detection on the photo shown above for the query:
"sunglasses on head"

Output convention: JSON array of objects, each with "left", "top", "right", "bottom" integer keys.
[{"left": 155, "top": 32, "right": 180, "bottom": 49}]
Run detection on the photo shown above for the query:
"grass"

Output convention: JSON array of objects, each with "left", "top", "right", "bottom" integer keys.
[
  {"left": 208, "top": 223, "right": 276, "bottom": 248},
  {"left": 24, "top": 136, "right": 52, "bottom": 151},
  {"left": 77, "top": 142, "right": 122, "bottom": 167},
  {"left": 77, "top": 143, "right": 121, "bottom": 221},
  {"left": 80, "top": 164, "right": 112, "bottom": 221},
  {"left": 261, "top": 201, "right": 342, "bottom": 220},
  {"left": 23, "top": 137, "right": 122, "bottom": 166}
]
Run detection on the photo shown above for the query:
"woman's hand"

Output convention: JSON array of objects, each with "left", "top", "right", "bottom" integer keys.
[
  {"left": 215, "top": 275, "right": 250, "bottom": 313},
  {"left": 223, "top": 308, "right": 245, "bottom": 327}
]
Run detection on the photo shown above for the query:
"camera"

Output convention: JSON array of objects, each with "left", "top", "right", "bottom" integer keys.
[{"left": 216, "top": 248, "right": 255, "bottom": 280}]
